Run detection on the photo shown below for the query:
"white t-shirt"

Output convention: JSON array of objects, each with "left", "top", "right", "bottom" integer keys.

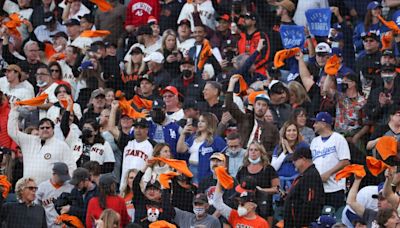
[
  {"left": 0, "top": 77, "right": 35, "bottom": 103},
  {"left": 310, "top": 132, "right": 351, "bottom": 193},
  {"left": 188, "top": 140, "right": 203, "bottom": 165},
  {"left": 177, "top": 0, "right": 216, "bottom": 31},
  {"left": 70, "top": 140, "right": 115, "bottom": 165},
  {"left": 120, "top": 139, "right": 154, "bottom": 190},
  {"left": 166, "top": 109, "right": 184, "bottom": 122}
]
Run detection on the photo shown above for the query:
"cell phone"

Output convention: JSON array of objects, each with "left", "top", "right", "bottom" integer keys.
[
  {"left": 187, "top": 118, "right": 193, "bottom": 126},
  {"left": 172, "top": 51, "right": 178, "bottom": 56},
  {"left": 277, "top": 186, "right": 286, "bottom": 196}
]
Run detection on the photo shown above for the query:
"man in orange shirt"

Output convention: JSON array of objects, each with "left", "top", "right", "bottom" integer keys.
[{"left": 213, "top": 175, "right": 270, "bottom": 228}]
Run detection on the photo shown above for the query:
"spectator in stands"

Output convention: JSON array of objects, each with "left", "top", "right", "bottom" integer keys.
[
  {"left": 8, "top": 107, "right": 76, "bottom": 184},
  {"left": 177, "top": 112, "right": 226, "bottom": 184},
  {"left": 63, "top": 167, "right": 99, "bottom": 224},
  {"left": 178, "top": 0, "right": 216, "bottom": 31},
  {"left": 177, "top": 19, "right": 195, "bottom": 57},
  {"left": 47, "top": 84, "right": 82, "bottom": 124},
  {"left": 136, "top": 25, "right": 162, "bottom": 56},
  {"left": 83, "top": 161, "right": 101, "bottom": 186},
  {"left": 376, "top": 208, "right": 400, "bottom": 228},
  {"left": 236, "top": 141, "right": 279, "bottom": 225},
  {"left": 224, "top": 132, "right": 246, "bottom": 177},
  {"left": 61, "top": 0, "right": 90, "bottom": 22},
  {"left": 0, "top": 177, "right": 47, "bottom": 227},
  {"left": 144, "top": 51, "right": 171, "bottom": 89},
  {"left": 202, "top": 81, "right": 224, "bottom": 121},
  {"left": 173, "top": 193, "right": 220, "bottom": 228},
  {"left": 226, "top": 75, "right": 279, "bottom": 153},
  {"left": 35, "top": 64, "right": 58, "bottom": 119},
  {"left": 161, "top": 86, "right": 184, "bottom": 122},
  {"left": 34, "top": 12, "right": 66, "bottom": 43},
  {"left": 160, "top": 29, "right": 182, "bottom": 78},
  {"left": 0, "top": 64, "right": 35, "bottom": 103},
  {"left": 86, "top": 173, "right": 130, "bottom": 228},
  {"left": 120, "top": 168, "right": 138, "bottom": 222},
  {"left": 124, "top": 0, "right": 160, "bottom": 33},
  {"left": 36, "top": 162, "right": 74, "bottom": 227},
  {"left": 177, "top": 99, "right": 200, "bottom": 129},
  {"left": 95, "top": 208, "right": 121, "bottom": 228},
  {"left": 310, "top": 112, "right": 351, "bottom": 210},
  {"left": 283, "top": 147, "right": 325, "bottom": 227},
  {"left": 80, "top": 89, "right": 106, "bottom": 125},
  {"left": 267, "top": 80, "right": 292, "bottom": 128},
  {"left": 291, "top": 107, "right": 315, "bottom": 144}
]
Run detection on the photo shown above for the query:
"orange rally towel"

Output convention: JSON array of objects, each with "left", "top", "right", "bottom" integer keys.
[
  {"left": 0, "top": 175, "right": 12, "bottom": 199},
  {"left": 234, "top": 75, "right": 248, "bottom": 97},
  {"left": 381, "top": 32, "right": 393, "bottom": 50},
  {"left": 215, "top": 166, "right": 234, "bottom": 189},
  {"left": 80, "top": 30, "right": 111, "bottom": 38},
  {"left": 366, "top": 156, "right": 391, "bottom": 176},
  {"left": 159, "top": 172, "right": 179, "bottom": 189},
  {"left": 4, "top": 13, "right": 23, "bottom": 38},
  {"left": 377, "top": 15, "right": 400, "bottom": 34},
  {"left": 44, "top": 43, "right": 57, "bottom": 60},
  {"left": 376, "top": 136, "right": 398, "bottom": 160},
  {"left": 276, "top": 220, "right": 284, "bottom": 228},
  {"left": 247, "top": 91, "right": 267, "bottom": 105},
  {"left": 153, "top": 157, "right": 193, "bottom": 178},
  {"left": 273, "top": 47, "right": 301, "bottom": 69},
  {"left": 324, "top": 54, "right": 340, "bottom": 76},
  {"left": 55, "top": 214, "right": 84, "bottom": 228},
  {"left": 335, "top": 164, "right": 366, "bottom": 181},
  {"left": 197, "top": 39, "right": 213, "bottom": 70},
  {"left": 149, "top": 220, "right": 177, "bottom": 228},
  {"left": 115, "top": 90, "right": 147, "bottom": 119},
  {"left": 15, "top": 93, "right": 48, "bottom": 106},
  {"left": 89, "top": 0, "right": 113, "bottom": 12},
  {"left": 132, "top": 95, "right": 153, "bottom": 110}
]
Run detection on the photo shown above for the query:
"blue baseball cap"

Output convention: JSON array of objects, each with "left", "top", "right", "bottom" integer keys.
[
  {"left": 331, "top": 47, "right": 342, "bottom": 57},
  {"left": 367, "top": 1, "right": 382, "bottom": 10},
  {"left": 312, "top": 112, "right": 333, "bottom": 125}
]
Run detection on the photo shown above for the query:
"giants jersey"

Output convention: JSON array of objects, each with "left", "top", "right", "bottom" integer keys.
[{"left": 70, "top": 140, "right": 115, "bottom": 165}]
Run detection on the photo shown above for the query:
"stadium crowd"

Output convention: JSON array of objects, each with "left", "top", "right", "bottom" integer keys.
[{"left": 1, "top": 0, "right": 400, "bottom": 227}]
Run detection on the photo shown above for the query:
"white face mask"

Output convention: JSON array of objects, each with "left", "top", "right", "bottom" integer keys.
[
  {"left": 193, "top": 207, "right": 206, "bottom": 216},
  {"left": 248, "top": 157, "right": 261, "bottom": 164},
  {"left": 237, "top": 205, "right": 248, "bottom": 217},
  {"left": 37, "top": 80, "right": 48, "bottom": 87}
]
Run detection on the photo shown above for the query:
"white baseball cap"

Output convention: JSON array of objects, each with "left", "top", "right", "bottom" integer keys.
[
  {"left": 143, "top": 52, "right": 164, "bottom": 64},
  {"left": 315, "top": 42, "right": 332, "bottom": 53}
]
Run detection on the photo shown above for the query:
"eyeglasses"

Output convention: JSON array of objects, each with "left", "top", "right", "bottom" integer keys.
[
  {"left": 25, "top": 186, "right": 38, "bottom": 191},
  {"left": 39, "top": 126, "right": 51, "bottom": 130},
  {"left": 50, "top": 69, "right": 60, "bottom": 73}
]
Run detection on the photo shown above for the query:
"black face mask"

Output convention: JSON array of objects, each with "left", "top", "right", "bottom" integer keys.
[
  {"left": 151, "top": 109, "right": 166, "bottom": 124},
  {"left": 182, "top": 70, "right": 193, "bottom": 78},
  {"left": 341, "top": 83, "right": 349, "bottom": 91},
  {"left": 79, "top": 187, "right": 87, "bottom": 194},
  {"left": 81, "top": 129, "right": 93, "bottom": 140}
]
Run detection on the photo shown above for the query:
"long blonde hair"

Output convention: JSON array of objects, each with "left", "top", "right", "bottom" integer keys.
[
  {"left": 243, "top": 141, "right": 270, "bottom": 167},
  {"left": 120, "top": 169, "right": 138, "bottom": 198},
  {"left": 161, "top": 29, "right": 178, "bottom": 52},
  {"left": 288, "top": 81, "right": 311, "bottom": 105},
  {"left": 196, "top": 112, "right": 218, "bottom": 145},
  {"left": 99, "top": 209, "right": 120, "bottom": 228}
]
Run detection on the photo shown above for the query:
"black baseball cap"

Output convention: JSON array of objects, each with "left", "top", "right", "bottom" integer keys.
[
  {"left": 235, "top": 176, "right": 257, "bottom": 193},
  {"left": 133, "top": 118, "right": 150, "bottom": 128},
  {"left": 146, "top": 180, "right": 161, "bottom": 190},
  {"left": 136, "top": 25, "right": 153, "bottom": 36},
  {"left": 181, "top": 57, "right": 195, "bottom": 65},
  {"left": 138, "top": 74, "right": 153, "bottom": 84},
  {"left": 50, "top": 31, "right": 68, "bottom": 40},
  {"left": 182, "top": 99, "right": 199, "bottom": 110},
  {"left": 43, "top": 12, "right": 55, "bottom": 24},
  {"left": 99, "top": 173, "right": 117, "bottom": 186},
  {"left": 382, "top": 49, "right": 395, "bottom": 57},
  {"left": 292, "top": 146, "right": 312, "bottom": 161},
  {"left": 238, "top": 191, "right": 256, "bottom": 203},
  {"left": 178, "top": 19, "right": 191, "bottom": 27},
  {"left": 53, "top": 162, "right": 71, "bottom": 182},
  {"left": 64, "top": 19, "right": 80, "bottom": 26},
  {"left": 244, "top": 12, "right": 257, "bottom": 21},
  {"left": 78, "top": 14, "right": 95, "bottom": 24},
  {"left": 193, "top": 193, "right": 208, "bottom": 204},
  {"left": 70, "top": 167, "right": 90, "bottom": 185},
  {"left": 361, "top": 30, "right": 380, "bottom": 42}
]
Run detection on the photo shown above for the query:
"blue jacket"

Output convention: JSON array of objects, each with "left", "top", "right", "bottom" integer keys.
[
  {"left": 185, "top": 135, "right": 227, "bottom": 182},
  {"left": 148, "top": 121, "right": 181, "bottom": 158},
  {"left": 272, "top": 141, "right": 308, "bottom": 177},
  {"left": 353, "top": 22, "right": 388, "bottom": 54}
]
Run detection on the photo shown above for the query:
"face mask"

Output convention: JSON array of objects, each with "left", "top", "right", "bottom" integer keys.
[
  {"left": 248, "top": 157, "right": 261, "bottom": 164},
  {"left": 81, "top": 129, "right": 93, "bottom": 138},
  {"left": 237, "top": 205, "right": 248, "bottom": 217},
  {"left": 227, "top": 148, "right": 241, "bottom": 156},
  {"left": 182, "top": 70, "right": 192, "bottom": 78},
  {"left": 37, "top": 80, "right": 48, "bottom": 87},
  {"left": 341, "top": 83, "right": 348, "bottom": 91},
  {"left": 151, "top": 109, "right": 166, "bottom": 124},
  {"left": 193, "top": 207, "right": 206, "bottom": 216},
  {"left": 79, "top": 187, "right": 87, "bottom": 194},
  {"left": 382, "top": 75, "right": 394, "bottom": 83}
]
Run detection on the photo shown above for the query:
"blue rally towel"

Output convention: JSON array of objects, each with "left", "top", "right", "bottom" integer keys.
[
  {"left": 306, "top": 8, "right": 332, "bottom": 36},
  {"left": 280, "top": 25, "right": 305, "bottom": 49}
]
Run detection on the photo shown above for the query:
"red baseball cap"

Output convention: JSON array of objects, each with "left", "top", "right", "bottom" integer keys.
[
  {"left": 218, "top": 14, "right": 231, "bottom": 22},
  {"left": 161, "top": 86, "right": 183, "bottom": 97}
]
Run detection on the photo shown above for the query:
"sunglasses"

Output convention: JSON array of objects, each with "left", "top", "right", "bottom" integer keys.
[
  {"left": 316, "top": 53, "right": 329, "bottom": 57},
  {"left": 363, "top": 39, "right": 376, "bottom": 43},
  {"left": 25, "top": 186, "right": 38, "bottom": 191},
  {"left": 39, "top": 126, "right": 52, "bottom": 130},
  {"left": 50, "top": 69, "right": 60, "bottom": 72}
]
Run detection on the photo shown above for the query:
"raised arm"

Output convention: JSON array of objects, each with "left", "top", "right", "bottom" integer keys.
[
  {"left": 346, "top": 175, "right": 365, "bottom": 217},
  {"left": 383, "top": 168, "right": 400, "bottom": 208},
  {"left": 295, "top": 52, "right": 314, "bottom": 92},
  {"left": 108, "top": 101, "right": 121, "bottom": 140},
  {"left": 213, "top": 180, "right": 232, "bottom": 219}
]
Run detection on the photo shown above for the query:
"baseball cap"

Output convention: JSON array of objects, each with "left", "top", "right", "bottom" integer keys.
[
  {"left": 161, "top": 86, "right": 180, "bottom": 96},
  {"left": 312, "top": 112, "right": 333, "bottom": 125},
  {"left": 238, "top": 191, "right": 256, "bottom": 203},
  {"left": 137, "top": 25, "right": 153, "bottom": 36},
  {"left": 210, "top": 153, "right": 226, "bottom": 162},
  {"left": 235, "top": 176, "right": 257, "bottom": 193},
  {"left": 138, "top": 74, "right": 154, "bottom": 84},
  {"left": 152, "top": 99, "right": 166, "bottom": 109},
  {"left": 254, "top": 93, "right": 270, "bottom": 104},
  {"left": 274, "top": 0, "right": 295, "bottom": 12},
  {"left": 367, "top": 1, "right": 382, "bottom": 10},
  {"left": 147, "top": 16, "right": 158, "bottom": 25},
  {"left": 104, "top": 42, "right": 117, "bottom": 48},
  {"left": 6, "top": 64, "right": 22, "bottom": 74},
  {"left": 69, "top": 167, "right": 90, "bottom": 185},
  {"left": 382, "top": 49, "right": 395, "bottom": 57},
  {"left": 178, "top": 19, "right": 191, "bottom": 27},
  {"left": 343, "top": 72, "right": 358, "bottom": 83},
  {"left": 182, "top": 99, "right": 199, "bottom": 110},
  {"left": 372, "top": 183, "right": 385, "bottom": 199},
  {"left": 133, "top": 118, "right": 150, "bottom": 128},
  {"left": 78, "top": 14, "right": 94, "bottom": 24},
  {"left": 43, "top": 12, "right": 55, "bottom": 23},
  {"left": 53, "top": 162, "right": 71, "bottom": 182},
  {"left": 292, "top": 146, "right": 312, "bottom": 161},
  {"left": 193, "top": 193, "right": 208, "bottom": 204},
  {"left": 64, "top": 19, "right": 80, "bottom": 26},
  {"left": 332, "top": 23, "right": 342, "bottom": 30},
  {"left": 244, "top": 12, "right": 257, "bottom": 21},
  {"left": 218, "top": 14, "right": 231, "bottom": 22},
  {"left": 331, "top": 47, "right": 342, "bottom": 57},
  {"left": 130, "top": 45, "right": 144, "bottom": 55},
  {"left": 90, "top": 89, "right": 106, "bottom": 99},
  {"left": 50, "top": 31, "right": 68, "bottom": 40},
  {"left": 361, "top": 30, "right": 380, "bottom": 41},
  {"left": 146, "top": 180, "right": 161, "bottom": 190},
  {"left": 181, "top": 57, "right": 195, "bottom": 65},
  {"left": 99, "top": 173, "right": 117, "bottom": 186},
  {"left": 143, "top": 52, "right": 164, "bottom": 64},
  {"left": 315, "top": 42, "right": 332, "bottom": 53},
  {"left": 311, "top": 215, "right": 337, "bottom": 228}
]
